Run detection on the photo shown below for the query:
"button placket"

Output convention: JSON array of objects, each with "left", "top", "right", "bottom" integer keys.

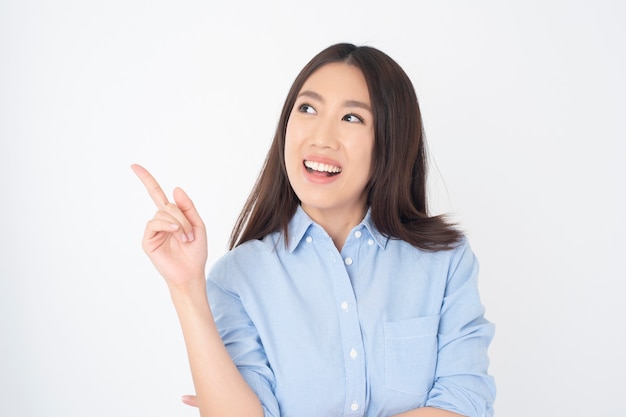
[
  {"left": 321, "top": 236, "right": 365, "bottom": 417},
  {"left": 349, "top": 348, "right": 358, "bottom": 359}
]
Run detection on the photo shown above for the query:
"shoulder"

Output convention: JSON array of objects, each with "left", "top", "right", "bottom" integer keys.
[
  {"left": 207, "top": 231, "right": 284, "bottom": 287},
  {"left": 387, "top": 234, "right": 473, "bottom": 263},
  {"left": 381, "top": 236, "right": 477, "bottom": 292}
]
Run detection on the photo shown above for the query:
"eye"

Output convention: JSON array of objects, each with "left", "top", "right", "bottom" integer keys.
[
  {"left": 342, "top": 113, "right": 364, "bottom": 123},
  {"left": 298, "top": 103, "right": 317, "bottom": 115}
]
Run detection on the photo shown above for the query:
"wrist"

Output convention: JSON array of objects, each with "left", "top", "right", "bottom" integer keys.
[{"left": 167, "top": 274, "right": 207, "bottom": 301}]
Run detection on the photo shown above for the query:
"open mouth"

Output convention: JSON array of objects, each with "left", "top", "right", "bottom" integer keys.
[{"left": 303, "top": 160, "right": 342, "bottom": 177}]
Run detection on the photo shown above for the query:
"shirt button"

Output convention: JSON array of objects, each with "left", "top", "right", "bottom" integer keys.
[
  {"left": 367, "top": 238, "right": 374, "bottom": 246},
  {"left": 305, "top": 236, "right": 312, "bottom": 243},
  {"left": 354, "top": 230, "right": 362, "bottom": 238},
  {"left": 350, "top": 402, "right": 359, "bottom": 411},
  {"left": 344, "top": 257, "right": 353, "bottom": 265},
  {"left": 349, "top": 348, "right": 358, "bottom": 359},
  {"left": 341, "top": 301, "right": 349, "bottom": 311}
]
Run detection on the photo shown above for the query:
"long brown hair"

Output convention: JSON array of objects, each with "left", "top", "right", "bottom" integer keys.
[{"left": 229, "top": 43, "right": 462, "bottom": 251}]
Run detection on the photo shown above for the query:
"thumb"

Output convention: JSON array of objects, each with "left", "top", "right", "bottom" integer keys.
[
  {"left": 172, "top": 187, "right": 205, "bottom": 229},
  {"left": 181, "top": 394, "right": 199, "bottom": 408}
]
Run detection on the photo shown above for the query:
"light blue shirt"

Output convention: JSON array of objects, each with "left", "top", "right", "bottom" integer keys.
[{"left": 207, "top": 207, "right": 495, "bottom": 417}]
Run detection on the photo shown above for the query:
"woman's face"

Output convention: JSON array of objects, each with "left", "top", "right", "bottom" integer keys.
[{"left": 285, "top": 62, "right": 375, "bottom": 223}]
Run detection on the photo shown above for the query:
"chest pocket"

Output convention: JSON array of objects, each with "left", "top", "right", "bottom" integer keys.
[{"left": 384, "top": 315, "right": 440, "bottom": 396}]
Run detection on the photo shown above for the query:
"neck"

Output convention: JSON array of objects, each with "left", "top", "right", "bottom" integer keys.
[{"left": 301, "top": 204, "right": 368, "bottom": 251}]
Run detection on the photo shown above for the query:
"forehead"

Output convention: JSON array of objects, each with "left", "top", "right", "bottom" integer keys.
[{"left": 299, "top": 62, "right": 370, "bottom": 103}]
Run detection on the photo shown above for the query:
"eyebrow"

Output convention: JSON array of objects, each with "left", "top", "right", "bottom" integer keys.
[{"left": 297, "top": 90, "right": 372, "bottom": 112}]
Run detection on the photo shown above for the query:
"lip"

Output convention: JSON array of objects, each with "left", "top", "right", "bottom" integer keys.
[
  {"left": 303, "top": 155, "right": 342, "bottom": 167},
  {"left": 302, "top": 155, "right": 343, "bottom": 184}
]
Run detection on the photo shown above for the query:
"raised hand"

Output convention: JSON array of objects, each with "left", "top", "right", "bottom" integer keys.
[
  {"left": 181, "top": 394, "right": 199, "bottom": 408},
  {"left": 131, "top": 164, "right": 208, "bottom": 290}
]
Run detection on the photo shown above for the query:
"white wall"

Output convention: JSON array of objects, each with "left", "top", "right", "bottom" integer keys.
[{"left": 1, "top": 1, "right": 624, "bottom": 416}]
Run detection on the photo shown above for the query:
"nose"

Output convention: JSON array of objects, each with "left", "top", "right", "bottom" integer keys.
[{"left": 310, "top": 117, "right": 339, "bottom": 149}]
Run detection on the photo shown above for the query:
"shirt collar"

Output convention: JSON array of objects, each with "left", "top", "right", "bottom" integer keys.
[
  {"left": 286, "top": 206, "right": 389, "bottom": 253},
  {"left": 286, "top": 206, "right": 315, "bottom": 253},
  {"left": 360, "top": 209, "right": 389, "bottom": 249}
]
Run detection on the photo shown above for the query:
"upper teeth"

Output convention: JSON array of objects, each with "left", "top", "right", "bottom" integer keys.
[{"left": 304, "top": 160, "right": 342, "bottom": 173}]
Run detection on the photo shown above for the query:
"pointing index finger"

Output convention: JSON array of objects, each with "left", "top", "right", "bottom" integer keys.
[{"left": 131, "top": 164, "right": 170, "bottom": 209}]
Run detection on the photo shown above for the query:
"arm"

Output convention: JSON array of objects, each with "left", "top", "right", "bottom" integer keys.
[
  {"left": 131, "top": 164, "right": 263, "bottom": 417},
  {"left": 396, "top": 241, "right": 495, "bottom": 417},
  {"left": 393, "top": 408, "right": 465, "bottom": 417},
  {"left": 169, "top": 280, "right": 263, "bottom": 417},
  {"left": 423, "top": 241, "right": 496, "bottom": 417}
]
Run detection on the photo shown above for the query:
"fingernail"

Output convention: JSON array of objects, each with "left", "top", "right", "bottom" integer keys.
[
  {"left": 169, "top": 223, "right": 179, "bottom": 230},
  {"left": 186, "top": 232, "right": 195, "bottom": 242},
  {"left": 181, "top": 233, "right": 188, "bottom": 242}
]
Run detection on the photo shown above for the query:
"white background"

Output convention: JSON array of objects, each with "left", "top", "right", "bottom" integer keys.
[{"left": 1, "top": 1, "right": 625, "bottom": 416}]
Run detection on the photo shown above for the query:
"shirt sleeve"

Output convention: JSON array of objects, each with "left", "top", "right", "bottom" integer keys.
[
  {"left": 425, "top": 240, "right": 496, "bottom": 417},
  {"left": 206, "top": 255, "right": 280, "bottom": 417}
]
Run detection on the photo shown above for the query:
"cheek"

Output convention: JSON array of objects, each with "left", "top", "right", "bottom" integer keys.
[
  {"left": 349, "top": 133, "right": 375, "bottom": 161},
  {"left": 284, "top": 127, "right": 295, "bottom": 162},
  {"left": 285, "top": 117, "right": 304, "bottom": 142},
  {"left": 353, "top": 134, "right": 375, "bottom": 182},
  {"left": 284, "top": 119, "right": 306, "bottom": 164},
  {"left": 284, "top": 129, "right": 300, "bottom": 177}
]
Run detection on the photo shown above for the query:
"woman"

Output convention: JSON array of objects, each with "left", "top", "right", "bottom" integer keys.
[{"left": 132, "top": 43, "right": 495, "bottom": 417}]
